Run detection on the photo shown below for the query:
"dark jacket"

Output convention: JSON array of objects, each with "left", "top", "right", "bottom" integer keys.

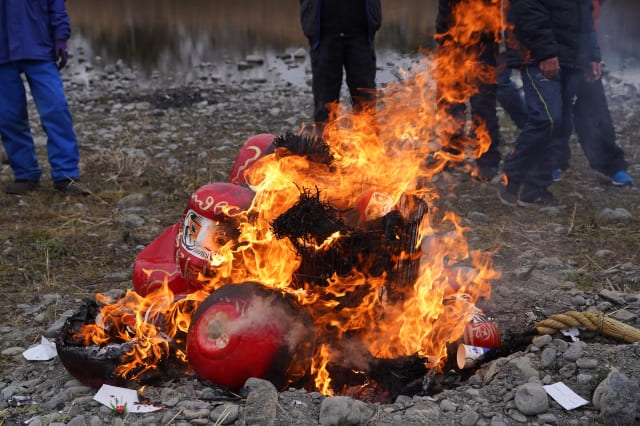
[
  {"left": 300, "top": 0, "right": 382, "bottom": 49},
  {"left": 436, "top": 0, "right": 463, "bottom": 35},
  {"left": 505, "top": 0, "right": 601, "bottom": 69},
  {"left": 0, "top": 0, "right": 71, "bottom": 64}
]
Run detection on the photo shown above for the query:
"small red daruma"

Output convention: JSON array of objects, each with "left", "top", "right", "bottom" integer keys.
[{"left": 355, "top": 189, "right": 395, "bottom": 222}]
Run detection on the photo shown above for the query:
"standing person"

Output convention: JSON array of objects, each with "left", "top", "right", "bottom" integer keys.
[
  {"left": 503, "top": 67, "right": 634, "bottom": 187},
  {"left": 497, "top": 0, "right": 633, "bottom": 187},
  {"left": 435, "top": 0, "right": 501, "bottom": 182},
  {"left": 569, "top": 69, "right": 632, "bottom": 185},
  {"left": 299, "top": 0, "right": 381, "bottom": 134},
  {"left": 554, "top": 0, "right": 633, "bottom": 186},
  {"left": 499, "top": 0, "right": 602, "bottom": 207},
  {"left": 0, "top": 0, "right": 88, "bottom": 195}
]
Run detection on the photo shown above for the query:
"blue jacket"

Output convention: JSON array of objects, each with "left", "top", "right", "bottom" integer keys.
[
  {"left": 300, "top": 0, "right": 382, "bottom": 50},
  {"left": 0, "top": 0, "right": 71, "bottom": 64}
]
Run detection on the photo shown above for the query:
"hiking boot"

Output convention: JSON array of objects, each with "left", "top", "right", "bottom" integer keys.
[
  {"left": 610, "top": 170, "right": 633, "bottom": 186},
  {"left": 519, "top": 188, "right": 564, "bottom": 208},
  {"left": 5, "top": 179, "right": 39, "bottom": 195},
  {"left": 498, "top": 180, "right": 520, "bottom": 207},
  {"left": 53, "top": 179, "right": 90, "bottom": 195}
]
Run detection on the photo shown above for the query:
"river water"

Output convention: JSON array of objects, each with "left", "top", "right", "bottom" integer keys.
[{"left": 65, "top": 0, "right": 640, "bottom": 86}]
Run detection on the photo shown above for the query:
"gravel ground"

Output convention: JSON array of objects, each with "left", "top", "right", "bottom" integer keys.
[{"left": 1, "top": 49, "right": 640, "bottom": 426}]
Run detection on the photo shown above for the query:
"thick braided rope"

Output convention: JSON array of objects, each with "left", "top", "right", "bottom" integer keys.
[{"left": 535, "top": 311, "right": 640, "bottom": 343}]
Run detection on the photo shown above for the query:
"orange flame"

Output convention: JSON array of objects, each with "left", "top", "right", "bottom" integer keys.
[
  {"left": 311, "top": 344, "right": 334, "bottom": 396},
  {"left": 75, "top": 0, "right": 503, "bottom": 393}
]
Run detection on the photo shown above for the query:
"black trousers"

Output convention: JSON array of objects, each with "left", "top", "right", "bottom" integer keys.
[
  {"left": 310, "top": 33, "right": 377, "bottom": 126},
  {"left": 573, "top": 77, "right": 627, "bottom": 176},
  {"left": 436, "top": 40, "right": 500, "bottom": 169}
]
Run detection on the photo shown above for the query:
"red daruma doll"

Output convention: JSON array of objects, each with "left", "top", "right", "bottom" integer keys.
[
  {"left": 175, "top": 182, "right": 255, "bottom": 290},
  {"left": 228, "top": 133, "right": 276, "bottom": 186},
  {"left": 355, "top": 188, "right": 396, "bottom": 222}
]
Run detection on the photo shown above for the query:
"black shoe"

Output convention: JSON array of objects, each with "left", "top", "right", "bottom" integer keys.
[
  {"left": 53, "top": 179, "right": 90, "bottom": 195},
  {"left": 5, "top": 179, "right": 39, "bottom": 195},
  {"left": 498, "top": 181, "right": 519, "bottom": 207},
  {"left": 519, "top": 188, "right": 563, "bottom": 208},
  {"left": 474, "top": 164, "right": 498, "bottom": 182}
]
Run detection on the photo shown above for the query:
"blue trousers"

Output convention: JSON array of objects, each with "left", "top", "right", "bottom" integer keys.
[
  {"left": 503, "top": 65, "right": 581, "bottom": 195},
  {"left": 0, "top": 60, "right": 79, "bottom": 182},
  {"left": 497, "top": 66, "right": 527, "bottom": 129}
]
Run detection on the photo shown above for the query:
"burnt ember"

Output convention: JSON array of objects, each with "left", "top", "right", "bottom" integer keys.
[
  {"left": 272, "top": 132, "right": 334, "bottom": 167},
  {"left": 271, "top": 188, "right": 427, "bottom": 297},
  {"left": 271, "top": 187, "right": 347, "bottom": 251},
  {"left": 55, "top": 298, "right": 191, "bottom": 389},
  {"left": 330, "top": 354, "right": 432, "bottom": 403}
]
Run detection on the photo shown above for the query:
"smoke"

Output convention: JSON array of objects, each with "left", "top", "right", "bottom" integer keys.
[{"left": 221, "top": 292, "right": 312, "bottom": 352}]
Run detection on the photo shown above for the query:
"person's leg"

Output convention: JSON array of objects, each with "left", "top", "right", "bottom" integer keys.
[
  {"left": 496, "top": 66, "right": 527, "bottom": 129},
  {"left": 343, "top": 35, "right": 377, "bottom": 115},
  {"left": 473, "top": 41, "right": 500, "bottom": 179},
  {"left": 435, "top": 39, "right": 467, "bottom": 160},
  {"left": 503, "top": 66, "right": 562, "bottom": 197},
  {"left": 23, "top": 60, "right": 80, "bottom": 182},
  {"left": 310, "top": 34, "right": 346, "bottom": 129},
  {"left": 548, "top": 69, "right": 581, "bottom": 174},
  {"left": 0, "top": 62, "right": 42, "bottom": 182},
  {"left": 574, "top": 77, "right": 628, "bottom": 176}
]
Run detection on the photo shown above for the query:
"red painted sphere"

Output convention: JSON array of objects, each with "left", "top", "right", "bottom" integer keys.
[{"left": 186, "top": 282, "right": 313, "bottom": 391}]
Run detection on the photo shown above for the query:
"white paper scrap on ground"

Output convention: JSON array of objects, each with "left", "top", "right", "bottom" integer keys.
[
  {"left": 22, "top": 336, "right": 57, "bottom": 361},
  {"left": 94, "top": 384, "right": 163, "bottom": 413},
  {"left": 560, "top": 327, "right": 580, "bottom": 342},
  {"left": 543, "top": 382, "right": 589, "bottom": 410}
]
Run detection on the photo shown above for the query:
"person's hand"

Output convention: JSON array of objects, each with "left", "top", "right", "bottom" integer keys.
[
  {"left": 539, "top": 57, "right": 559, "bottom": 79},
  {"left": 54, "top": 40, "right": 68, "bottom": 69},
  {"left": 584, "top": 61, "right": 602, "bottom": 83}
]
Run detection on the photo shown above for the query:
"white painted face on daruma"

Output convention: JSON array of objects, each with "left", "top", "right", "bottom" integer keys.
[
  {"left": 355, "top": 189, "right": 395, "bottom": 222},
  {"left": 180, "top": 210, "right": 235, "bottom": 261},
  {"left": 174, "top": 182, "right": 255, "bottom": 288}
]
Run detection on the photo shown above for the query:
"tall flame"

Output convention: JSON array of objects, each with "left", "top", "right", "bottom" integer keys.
[{"left": 74, "top": 0, "right": 503, "bottom": 392}]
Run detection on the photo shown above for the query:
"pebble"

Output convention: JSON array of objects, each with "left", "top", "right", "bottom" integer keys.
[
  {"left": 597, "top": 207, "right": 632, "bottom": 223},
  {"left": 599, "top": 289, "right": 626, "bottom": 305}
]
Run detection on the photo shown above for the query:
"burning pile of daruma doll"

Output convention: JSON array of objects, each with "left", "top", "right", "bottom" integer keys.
[
  {"left": 56, "top": 2, "right": 507, "bottom": 401},
  {"left": 56, "top": 130, "right": 500, "bottom": 402}
]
